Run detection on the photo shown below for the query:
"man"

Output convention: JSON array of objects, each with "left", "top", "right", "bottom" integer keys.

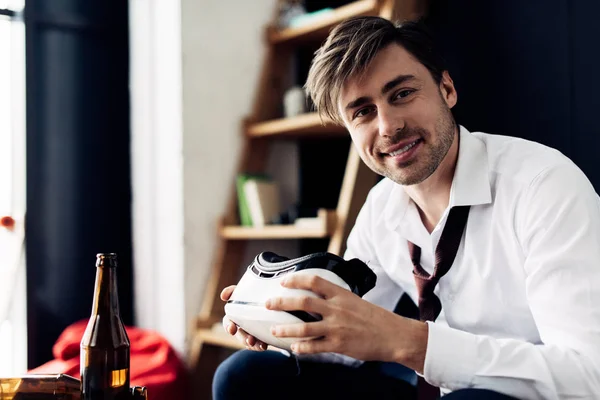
[{"left": 212, "top": 16, "right": 600, "bottom": 400}]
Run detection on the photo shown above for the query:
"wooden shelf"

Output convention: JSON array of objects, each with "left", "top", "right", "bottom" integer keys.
[
  {"left": 196, "top": 328, "right": 246, "bottom": 350},
  {"left": 221, "top": 209, "right": 336, "bottom": 240},
  {"left": 268, "top": 0, "right": 379, "bottom": 45},
  {"left": 220, "top": 223, "right": 330, "bottom": 240},
  {"left": 246, "top": 113, "right": 347, "bottom": 138},
  {"left": 196, "top": 324, "right": 289, "bottom": 353}
]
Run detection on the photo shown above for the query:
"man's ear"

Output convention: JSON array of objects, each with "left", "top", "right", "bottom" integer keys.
[{"left": 439, "top": 70, "right": 457, "bottom": 109}]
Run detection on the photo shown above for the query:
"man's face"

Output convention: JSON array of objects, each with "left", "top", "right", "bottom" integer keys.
[{"left": 338, "top": 43, "right": 457, "bottom": 186}]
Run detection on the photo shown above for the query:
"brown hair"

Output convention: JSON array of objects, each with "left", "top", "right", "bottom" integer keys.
[{"left": 304, "top": 16, "right": 445, "bottom": 125}]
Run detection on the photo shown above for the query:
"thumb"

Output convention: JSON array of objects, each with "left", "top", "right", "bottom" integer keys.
[{"left": 220, "top": 285, "right": 236, "bottom": 301}]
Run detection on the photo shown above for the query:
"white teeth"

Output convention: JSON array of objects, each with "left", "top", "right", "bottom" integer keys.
[{"left": 389, "top": 140, "right": 419, "bottom": 157}]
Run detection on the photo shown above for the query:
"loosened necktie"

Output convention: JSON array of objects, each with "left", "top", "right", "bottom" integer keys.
[{"left": 407, "top": 205, "right": 471, "bottom": 400}]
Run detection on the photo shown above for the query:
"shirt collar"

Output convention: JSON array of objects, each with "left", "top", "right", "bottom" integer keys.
[
  {"left": 449, "top": 125, "right": 492, "bottom": 208},
  {"left": 383, "top": 125, "right": 492, "bottom": 233}
]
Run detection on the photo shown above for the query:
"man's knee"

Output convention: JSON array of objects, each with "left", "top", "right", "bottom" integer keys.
[
  {"left": 213, "top": 350, "right": 267, "bottom": 396},
  {"left": 212, "top": 350, "right": 297, "bottom": 400}
]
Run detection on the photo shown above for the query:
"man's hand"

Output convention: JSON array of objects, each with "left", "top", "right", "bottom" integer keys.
[
  {"left": 221, "top": 285, "right": 268, "bottom": 351},
  {"left": 265, "top": 274, "right": 429, "bottom": 373}
]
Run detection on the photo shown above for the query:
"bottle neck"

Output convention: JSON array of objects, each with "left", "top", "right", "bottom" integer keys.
[{"left": 91, "top": 266, "right": 120, "bottom": 316}]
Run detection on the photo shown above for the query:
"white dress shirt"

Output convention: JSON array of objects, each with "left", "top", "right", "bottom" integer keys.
[{"left": 338, "top": 125, "right": 600, "bottom": 399}]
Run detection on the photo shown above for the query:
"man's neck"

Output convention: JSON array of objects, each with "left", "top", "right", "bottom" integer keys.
[{"left": 404, "top": 129, "right": 460, "bottom": 234}]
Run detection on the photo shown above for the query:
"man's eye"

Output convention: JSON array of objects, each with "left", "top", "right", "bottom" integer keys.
[
  {"left": 394, "top": 89, "right": 414, "bottom": 100},
  {"left": 353, "top": 107, "right": 373, "bottom": 119}
]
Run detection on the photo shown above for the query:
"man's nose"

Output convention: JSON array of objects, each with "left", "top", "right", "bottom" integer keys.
[{"left": 378, "top": 108, "right": 402, "bottom": 138}]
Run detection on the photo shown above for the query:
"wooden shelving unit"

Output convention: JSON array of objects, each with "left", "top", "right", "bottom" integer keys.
[
  {"left": 268, "top": 0, "right": 379, "bottom": 45},
  {"left": 188, "top": 1, "right": 426, "bottom": 398},
  {"left": 246, "top": 112, "right": 346, "bottom": 138},
  {"left": 194, "top": 327, "right": 246, "bottom": 351},
  {"left": 190, "top": 322, "right": 286, "bottom": 359}
]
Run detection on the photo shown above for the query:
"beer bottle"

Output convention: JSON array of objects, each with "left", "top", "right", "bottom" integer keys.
[
  {"left": 80, "top": 253, "right": 130, "bottom": 400},
  {"left": 0, "top": 373, "right": 80, "bottom": 399}
]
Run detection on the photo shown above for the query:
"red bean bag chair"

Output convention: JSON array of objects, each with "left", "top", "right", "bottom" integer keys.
[{"left": 29, "top": 319, "right": 190, "bottom": 400}]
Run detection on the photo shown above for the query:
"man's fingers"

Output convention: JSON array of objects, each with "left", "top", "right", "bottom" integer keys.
[
  {"left": 281, "top": 273, "right": 340, "bottom": 299},
  {"left": 220, "top": 285, "right": 236, "bottom": 301},
  {"left": 271, "top": 321, "right": 326, "bottom": 339},
  {"left": 246, "top": 341, "right": 267, "bottom": 351},
  {"left": 222, "top": 316, "right": 238, "bottom": 336},
  {"left": 227, "top": 323, "right": 238, "bottom": 335},
  {"left": 290, "top": 337, "right": 335, "bottom": 354},
  {"left": 266, "top": 294, "right": 327, "bottom": 315},
  {"left": 223, "top": 317, "right": 268, "bottom": 351},
  {"left": 244, "top": 335, "right": 268, "bottom": 351}
]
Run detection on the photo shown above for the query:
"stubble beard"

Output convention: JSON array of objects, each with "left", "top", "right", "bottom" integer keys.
[{"left": 376, "top": 106, "right": 456, "bottom": 186}]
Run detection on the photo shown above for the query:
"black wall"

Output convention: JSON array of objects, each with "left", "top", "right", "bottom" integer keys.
[
  {"left": 425, "top": 0, "right": 600, "bottom": 189},
  {"left": 25, "top": 0, "right": 132, "bottom": 369}
]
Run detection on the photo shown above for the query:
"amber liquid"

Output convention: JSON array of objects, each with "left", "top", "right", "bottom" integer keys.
[
  {"left": 80, "top": 254, "right": 131, "bottom": 400},
  {"left": 80, "top": 347, "right": 130, "bottom": 400}
]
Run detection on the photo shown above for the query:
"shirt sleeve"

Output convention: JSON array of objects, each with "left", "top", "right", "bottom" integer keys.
[
  {"left": 423, "top": 162, "right": 600, "bottom": 399},
  {"left": 344, "top": 190, "right": 405, "bottom": 312}
]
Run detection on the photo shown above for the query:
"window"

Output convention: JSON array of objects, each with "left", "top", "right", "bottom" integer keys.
[{"left": 0, "top": 0, "right": 27, "bottom": 376}]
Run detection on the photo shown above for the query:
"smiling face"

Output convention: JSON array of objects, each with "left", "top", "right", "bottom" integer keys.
[{"left": 338, "top": 43, "right": 458, "bottom": 186}]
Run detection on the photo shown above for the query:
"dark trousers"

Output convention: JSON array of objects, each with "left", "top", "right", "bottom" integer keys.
[{"left": 212, "top": 350, "right": 519, "bottom": 400}]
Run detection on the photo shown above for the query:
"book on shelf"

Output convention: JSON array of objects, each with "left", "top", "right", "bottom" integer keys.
[
  {"left": 293, "top": 208, "right": 328, "bottom": 230},
  {"left": 293, "top": 216, "right": 325, "bottom": 230},
  {"left": 236, "top": 173, "right": 281, "bottom": 227}
]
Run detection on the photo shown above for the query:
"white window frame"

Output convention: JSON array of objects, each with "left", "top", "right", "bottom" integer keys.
[{"left": 0, "top": 0, "right": 28, "bottom": 376}]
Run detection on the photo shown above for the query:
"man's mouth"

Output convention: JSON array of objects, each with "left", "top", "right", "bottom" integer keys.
[{"left": 384, "top": 138, "right": 423, "bottom": 157}]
